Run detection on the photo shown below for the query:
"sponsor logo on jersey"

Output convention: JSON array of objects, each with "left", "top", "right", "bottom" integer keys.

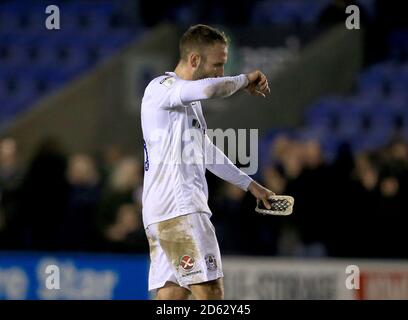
[{"left": 160, "top": 76, "right": 176, "bottom": 88}]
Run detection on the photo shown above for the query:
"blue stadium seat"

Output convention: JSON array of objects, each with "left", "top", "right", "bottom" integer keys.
[
  {"left": 35, "top": 72, "right": 68, "bottom": 95},
  {"left": 366, "top": 103, "right": 398, "bottom": 133},
  {"left": 320, "top": 134, "right": 342, "bottom": 162},
  {"left": 250, "top": 0, "right": 374, "bottom": 26},
  {"left": 388, "top": 29, "right": 408, "bottom": 61},
  {"left": 336, "top": 103, "right": 366, "bottom": 138},
  {"left": 0, "top": 0, "right": 139, "bottom": 124},
  {"left": 389, "top": 70, "right": 408, "bottom": 97},
  {"left": 358, "top": 70, "right": 385, "bottom": 96},
  {"left": 357, "top": 0, "right": 376, "bottom": 18},
  {"left": 370, "top": 62, "right": 398, "bottom": 83},
  {"left": 268, "top": 2, "right": 297, "bottom": 24},
  {"left": 0, "top": 2, "right": 26, "bottom": 32},
  {"left": 251, "top": 1, "right": 296, "bottom": 25},
  {"left": 59, "top": 2, "right": 115, "bottom": 35},
  {"left": 351, "top": 129, "right": 393, "bottom": 154},
  {"left": 305, "top": 97, "right": 346, "bottom": 132},
  {"left": 0, "top": 98, "right": 21, "bottom": 124},
  {"left": 297, "top": 1, "right": 329, "bottom": 24},
  {"left": 296, "top": 126, "right": 327, "bottom": 142},
  {"left": 352, "top": 90, "right": 384, "bottom": 107},
  {"left": 5, "top": 76, "right": 37, "bottom": 102},
  {"left": 0, "top": 78, "right": 8, "bottom": 100}
]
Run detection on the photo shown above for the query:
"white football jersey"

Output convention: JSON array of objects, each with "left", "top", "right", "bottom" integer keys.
[{"left": 141, "top": 72, "right": 252, "bottom": 228}]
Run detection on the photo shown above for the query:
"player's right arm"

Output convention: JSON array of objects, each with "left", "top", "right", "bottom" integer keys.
[
  {"left": 244, "top": 70, "right": 270, "bottom": 98},
  {"left": 204, "top": 135, "right": 275, "bottom": 209},
  {"left": 178, "top": 70, "right": 270, "bottom": 104},
  {"left": 151, "top": 70, "right": 270, "bottom": 109}
]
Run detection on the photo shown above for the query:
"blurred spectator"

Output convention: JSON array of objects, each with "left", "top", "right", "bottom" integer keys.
[
  {"left": 269, "top": 134, "right": 291, "bottom": 165},
  {"left": 96, "top": 156, "right": 143, "bottom": 248},
  {"left": 274, "top": 138, "right": 304, "bottom": 181},
  {"left": 109, "top": 157, "right": 142, "bottom": 194},
  {"left": 59, "top": 154, "right": 101, "bottom": 251},
  {"left": 212, "top": 182, "right": 247, "bottom": 254},
  {"left": 102, "top": 203, "right": 148, "bottom": 253},
  {"left": 332, "top": 151, "right": 379, "bottom": 258},
  {"left": 276, "top": 222, "right": 303, "bottom": 257},
  {"left": 262, "top": 165, "right": 287, "bottom": 195},
  {"left": 0, "top": 206, "right": 5, "bottom": 234},
  {"left": 100, "top": 144, "right": 126, "bottom": 184},
  {"left": 67, "top": 154, "right": 100, "bottom": 186},
  {"left": 354, "top": 152, "right": 379, "bottom": 192},
  {"left": 286, "top": 139, "right": 329, "bottom": 257},
  {"left": 261, "top": 165, "right": 293, "bottom": 256},
  {"left": 0, "top": 204, "right": 5, "bottom": 248},
  {"left": 18, "top": 138, "right": 69, "bottom": 250},
  {"left": 0, "top": 137, "right": 23, "bottom": 249},
  {"left": 374, "top": 166, "right": 408, "bottom": 258}
]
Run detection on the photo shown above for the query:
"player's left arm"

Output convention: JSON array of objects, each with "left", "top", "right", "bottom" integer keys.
[
  {"left": 204, "top": 134, "right": 253, "bottom": 190},
  {"left": 204, "top": 135, "right": 274, "bottom": 209}
]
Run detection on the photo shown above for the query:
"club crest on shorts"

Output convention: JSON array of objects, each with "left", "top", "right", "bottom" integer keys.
[
  {"left": 179, "top": 255, "right": 195, "bottom": 271},
  {"left": 205, "top": 254, "right": 217, "bottom": 271}
]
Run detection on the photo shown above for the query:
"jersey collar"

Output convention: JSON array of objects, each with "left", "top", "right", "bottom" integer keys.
[{"left": 165, "top": 71, "right": 178, "bottom": 78}]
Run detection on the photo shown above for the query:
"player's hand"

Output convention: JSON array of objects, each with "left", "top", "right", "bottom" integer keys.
[
  {"left": 248, "top": 181, "right": 275, "bottom": 209},
  {"left": 245, "top": 70, "right": 270, "bottom": 98}
]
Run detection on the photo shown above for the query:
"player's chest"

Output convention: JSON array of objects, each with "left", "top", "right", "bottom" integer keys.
[{"left": 186, "top": 102, "right": 206, "bottom": 132}]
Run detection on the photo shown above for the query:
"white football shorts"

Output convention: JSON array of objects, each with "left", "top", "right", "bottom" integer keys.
[{"left": 145, "top": 212, "right": 223, "bottom": 292}]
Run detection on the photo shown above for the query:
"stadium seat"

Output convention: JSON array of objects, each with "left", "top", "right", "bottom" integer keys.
[
  {"left": 336, "top": 103, "right": 365, "bottom": 138},
  {"left": 0, "top": 0, "right": 140, "bottom": 125},
  {"left": 305, "top": 97, "right": 347, "bottom": 133},
  {"left": 358, "top": 71, "right": 386, "bottom": 96},
  {"left": 388, "top": 29, "right": 408, "bottom": 61}
]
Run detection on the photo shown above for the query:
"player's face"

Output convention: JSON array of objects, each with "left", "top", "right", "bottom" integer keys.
[{"left": 194, "top": 43, "right": 228, "bottom": 80}]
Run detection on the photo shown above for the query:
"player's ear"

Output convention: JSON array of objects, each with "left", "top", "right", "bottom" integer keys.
[{"left": 189, "top": 52, "right": 201, "bottom": 69}]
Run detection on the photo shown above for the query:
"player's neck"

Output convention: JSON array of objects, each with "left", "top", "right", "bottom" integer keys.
[{"left": 174, "top": 62, "right": 193, "bottom": 81}]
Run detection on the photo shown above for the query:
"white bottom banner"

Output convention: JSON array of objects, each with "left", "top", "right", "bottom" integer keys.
[{"left": 222, "top": 257, "right": 408, "bottom": 300}]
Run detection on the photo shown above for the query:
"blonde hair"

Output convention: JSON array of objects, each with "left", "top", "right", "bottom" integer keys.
[{"left": 179, "top": 24, "right": 229, "bottom": 61}]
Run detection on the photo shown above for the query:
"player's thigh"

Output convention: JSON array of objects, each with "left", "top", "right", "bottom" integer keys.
[
  {"left": 190, "top": 278, "right": 224, "bottom": 300},
  {"left": 156, "top": 281, "right": 191, "bottom": 300},
  {"left": 151, "top": 213, "right": 224, "bottom": 294}
]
